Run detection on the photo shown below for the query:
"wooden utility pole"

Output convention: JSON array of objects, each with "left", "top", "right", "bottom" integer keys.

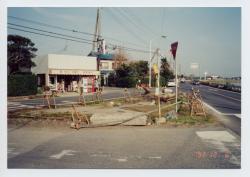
[
  {"left": 157, "top": 49, "right": 161, "bottom": 119},
  {"left": 92, "top": 8, "right": 101, "bottom": 53}
]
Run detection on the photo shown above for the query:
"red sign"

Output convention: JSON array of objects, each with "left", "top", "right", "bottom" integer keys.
[{"left": 171, "top": 42, "right": 178, "bottom": 60}]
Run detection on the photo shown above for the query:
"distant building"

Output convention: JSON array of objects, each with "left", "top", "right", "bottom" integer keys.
[
  {"left": 97, "top": 53, "right": 115, "bottom": 85},
  {"left": 32, "top": 54, "right": 100, "bottom": 92}
]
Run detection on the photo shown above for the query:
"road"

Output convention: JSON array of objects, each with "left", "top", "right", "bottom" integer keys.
[
  {"left": 8, "top": 84, "right": 241, "bottom": 135},
  {"left": 8, "top": 126, "right": 241, "bottom": 169},
  {"left": 8, "top": 88, "right": 140, "bottom": 112},
  {"left": 179, "top": 82, "right": 241, "bottom": 135},
  {"left": 7, "top": 85, "right": 242, "bottom": 168}
]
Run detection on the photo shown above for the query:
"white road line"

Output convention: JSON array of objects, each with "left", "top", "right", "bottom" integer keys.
[
  {"left": 203, "top": 90, "right": 241, "bottom": 102},
  {"left": 203, "top": 102, "right": 222, "bottom": 115},
  {"left": 116, "top": 158, "right": 127, "bottom": 162},
  {"left": 220, "top": 114, "right": 241, "bottom": 119},
  {"left": 203, "top": 101, "right": 241, "bottom": 119},
  {"left": 200, "top": 84, "right": 241, "bottom": 95},
  {"left": 50, "top": 150, "right": 76, "bottom": 160},
  {"left": 148, "top": 156, "right": 162, "bottom": 159},
  {"left": 234, "top": 114, "right": 241, "bottom": 119}
]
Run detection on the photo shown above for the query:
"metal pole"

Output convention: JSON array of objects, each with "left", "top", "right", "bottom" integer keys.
[
  {"left": 157, "top": 49, "right": 161, "bottom": 119},
  {"left": 175, "top": 56, "right": 178, "bottom": 113},
  {"left": 149, "top": 40, "right": 152, "bottom": 88},
  {"left": 199, "top": 64, "right": 201, "bottom": 80}
]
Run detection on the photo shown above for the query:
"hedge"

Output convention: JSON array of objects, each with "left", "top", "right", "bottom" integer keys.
[
  {"left": 116, "top": 76, "right": 137, "bottom": 88},
  {"left": 8, "top": 74, "right": 37, "bottom": 96}
]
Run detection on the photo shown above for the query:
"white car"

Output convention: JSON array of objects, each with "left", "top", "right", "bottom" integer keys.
[{"left": 167, "top": 80, "right": 176, "bottom": 87}]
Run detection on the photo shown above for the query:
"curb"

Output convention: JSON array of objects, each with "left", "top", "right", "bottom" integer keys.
[{"left": 202, "top": 101, "right": 241, "bottom": 137}]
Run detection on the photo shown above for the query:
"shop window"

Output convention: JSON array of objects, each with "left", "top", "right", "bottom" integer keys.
[
  {"left": 49, "top": 76, "right": 55, "bottom": 85},
  {"left": 100, "top": 62, "right": 109, "bottom": 69}
]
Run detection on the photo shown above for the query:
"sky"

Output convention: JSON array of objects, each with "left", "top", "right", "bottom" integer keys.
[{"left": 7, "top": 7, "right": 241, "bottom": 77}]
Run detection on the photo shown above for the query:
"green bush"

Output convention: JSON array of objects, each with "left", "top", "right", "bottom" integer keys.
[
  {"left": 116, "top": 76, "right": 137, "bottom": 88},
  {"left": 8, "top": 74, "right": 37, "bottom": 96}
]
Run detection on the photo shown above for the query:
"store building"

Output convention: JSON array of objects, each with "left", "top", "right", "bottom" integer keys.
[
  {"left": 97, "top": 53, "right": 115, "bottom": 86},
  {"left": 32, "top": 54, "right": 100, "bottom": 93}
]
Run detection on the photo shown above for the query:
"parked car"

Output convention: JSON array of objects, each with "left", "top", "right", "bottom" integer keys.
[
  {"left": 192, "top": 80, "right": 200, "bottom": 85},
  {"left": 180, "top": 78, "right": 185, "bottom": 83},
  {"left": 167, "top": 79, "right": 176, "bottom": 87}
]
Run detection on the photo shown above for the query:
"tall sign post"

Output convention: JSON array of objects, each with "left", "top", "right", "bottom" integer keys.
[{"left": 170, "top": 42, "right": 179, "bottom": 113}]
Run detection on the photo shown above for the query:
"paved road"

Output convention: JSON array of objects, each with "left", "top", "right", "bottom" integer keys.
[
  {"left": 8, "top": 88, "right": 140, "bottom": 112},
  {"left": 179, "top": 83, "right": 241, "bottom": 135},
  {"left": 8, "top": 126, "right": 241, "bottom": 169},
  {"left": 8, "top": 85, "right": 241, "bottom": 135}
]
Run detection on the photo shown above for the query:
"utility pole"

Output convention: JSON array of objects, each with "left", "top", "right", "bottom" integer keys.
[
  {"left": 157, "top": 48, "right": 161, "bottom": 119},
  {"left": 92, "top": 7, "right": 101, "bottom": 53},
  {"left": 175, "top": 56, "right": 178, "bottom": 113},
  {"left": 149, "top": 40, "right": 152, "bottom": 88}
]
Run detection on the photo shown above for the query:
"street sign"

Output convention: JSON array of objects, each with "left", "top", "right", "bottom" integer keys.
[
  {"left": 190, "top": 63, "right": 199, "bottom": 69},
  {"left": 153, "top": 63, "right": 159, "bottom": 74}
]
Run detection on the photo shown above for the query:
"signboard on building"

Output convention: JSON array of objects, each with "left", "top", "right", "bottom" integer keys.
[
  {"left": 49, "top": 69, "right": 100, "bottom": 76},
  {"left": 190, "top": 63, "right": 199, "bottom": 69}
]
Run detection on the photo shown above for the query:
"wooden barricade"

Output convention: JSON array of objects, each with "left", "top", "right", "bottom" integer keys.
[
  {"left": 78, "top": 92, "right": 86, "bottom": 106},
  {"left": 123, "top": 88, "right": 131, "bottom": 103},
  {"left": 189, "top": 88, "right": 206, "bottom": 117},
  {"left": 43, "top": 88, "right": 56, "bottom": 109},
  {"left": 95, "top": 89, "right": 103, "bottom": 103},
  {"left": 71, "top": 104, "right": 90, "bottom": 129}
]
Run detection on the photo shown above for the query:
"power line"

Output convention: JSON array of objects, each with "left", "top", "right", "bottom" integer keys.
[
  {"left": 8, "top": 15, "right": 146, "bottom": 49},
  {"left": 119, "top": 8, "right": 158, "bottom": 37},
  {"left": 8, "top": 15, "right": 94, "bottom": 36},
  {"left": 8, "top": 27, "right": 93, "bottom": 45},
  {"left": 115, "top": 8, "right": 150, "bottom": 36},
  {"left": 8, "top": 23, "right": 93, "bottom": 43},
  {"left": 104, "top": 8, "right": 148, "bottom": 44},
  {"left": 8, "top": 26, "right": 150, "bottom": 54}
]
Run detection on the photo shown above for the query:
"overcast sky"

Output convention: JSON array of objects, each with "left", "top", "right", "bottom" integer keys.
[{"left": 8, "top": 7, "right": 241, "bottom": 77}]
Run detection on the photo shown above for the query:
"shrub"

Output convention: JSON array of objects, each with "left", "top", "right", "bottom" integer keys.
[
  {"left": 8, "top": 74, "right": 37, "bottom": 96},
  {"left": 116, "top": 76, "right": 137, "bottom": 88}
]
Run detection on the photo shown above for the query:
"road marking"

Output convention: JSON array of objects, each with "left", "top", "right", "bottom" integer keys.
[
  {"left": 196, "top": 131, "right": 240, "bottom": 166},
  {"left": 200, "top": 84, "right": 241, "bottom": 95},
  {"left": 203, "top": 102, "right": 222, "bottom": 115},
  {"left": 220, "top": 113, "right": 241, "bottom": 119},
  {"left": 148, "top": 156, "right": 162, "bottom": 159},
  {"left": 50, "top": 150, "right": 76, "bottom": 159},
  {"left": 203, "top": 101, "right": 241, "bottom": 119},
  {"left": 8, "top": 147, "right": 20, "bottom": 155},
  {"left": 116, "top": 158, "right": 127, "bottom": 162},
  {"left": 203, "top": 90, "right": 241, "bottom": 102},
  {"left": 234, "top": 114, "right": 241, "bottom": 118}
]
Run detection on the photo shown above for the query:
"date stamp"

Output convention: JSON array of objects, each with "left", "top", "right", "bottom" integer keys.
[{"left": 194, "top": 151, "right": 231, "bottom": 159}]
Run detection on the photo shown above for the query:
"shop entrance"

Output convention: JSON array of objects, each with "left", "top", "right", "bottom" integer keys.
[{"left": 56, "top": 75, "right": 95, "bottom": 92}]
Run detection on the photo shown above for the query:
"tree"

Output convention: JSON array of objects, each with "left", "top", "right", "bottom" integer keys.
[
  {"left": 160, "top": 57, "right": 174, "bottom": 86},
  {"left": 8, "top": 35, "right": 37, "bottom": 74},
  {"left": 130, "top": 60, "right": 148, "bottom": 81}
]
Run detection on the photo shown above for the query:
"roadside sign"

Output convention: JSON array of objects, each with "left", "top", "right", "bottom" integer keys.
[{"left": 190, "top": 63, "right": 199, "bottom": 69}]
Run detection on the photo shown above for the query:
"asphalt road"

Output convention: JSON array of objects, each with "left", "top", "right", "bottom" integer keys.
[
  {"left": 8, "top": 126, "right": 241, "bottom": 169},
  {"left": 8, "top": 84, "right": 241, "bottom": 135},
  {"left": 8, "top": 88, "right": 140, "bottom": 112},
  {"left": 179, "top": 82, "right": 241, "bottom": 135}
]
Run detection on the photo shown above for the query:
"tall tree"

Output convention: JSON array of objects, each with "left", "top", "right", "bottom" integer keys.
[
  {"left": 8, "top": 35, "right": 37, "bottom": 74},
  {"left": 160, "top": 57, "right": 174, "bottom": 83},
  {"left": 130, "top": 60, "right": 148, "bottom": 80}
]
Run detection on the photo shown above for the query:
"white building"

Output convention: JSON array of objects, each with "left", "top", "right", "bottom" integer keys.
[
  {"left": 97, "top": 53, "right": 115, "bottom": 86},
  {"left": 32, "top": 54, "right": 100, "bottom": 92}
]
